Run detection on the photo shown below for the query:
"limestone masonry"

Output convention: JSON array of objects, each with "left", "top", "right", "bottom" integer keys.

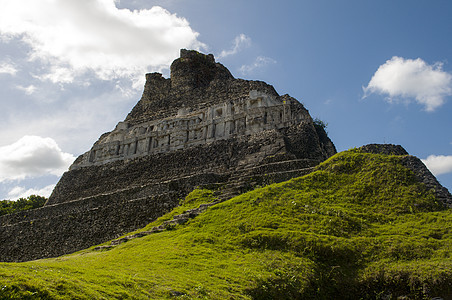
[{"left": 2, "top": 50, "right": 449, "bottom": 263}]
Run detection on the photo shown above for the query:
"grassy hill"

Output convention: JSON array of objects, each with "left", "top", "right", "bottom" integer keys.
[{"left": 0, "top": 149, "right": 451, "bottom": 299}]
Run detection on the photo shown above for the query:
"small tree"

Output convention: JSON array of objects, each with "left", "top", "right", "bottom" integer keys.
[
  {"left": 0, "top": 195, "right": 47, "bottom": 216},
  {"left": 313, "top": 117, "right": 328, "bottom": 133}
]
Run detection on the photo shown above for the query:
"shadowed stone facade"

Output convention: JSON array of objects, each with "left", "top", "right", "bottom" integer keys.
[{"left": 1, "top": 50, "right": 336, "bottom": 262}]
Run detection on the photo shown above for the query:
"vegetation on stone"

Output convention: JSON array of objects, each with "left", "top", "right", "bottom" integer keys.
[
  {"left": 0, "top": 149, "right": 450, "bottom": 299},
  {"left": 0, "top": 195, "right": 47, "bottom": 216},
  {"left": 313, "top": 117, "right": 328, "bottom": 131}
]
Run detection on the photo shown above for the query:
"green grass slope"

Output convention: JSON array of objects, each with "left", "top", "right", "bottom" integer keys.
[{"left": 0, "top": 149, "right": 451, "bottom": 299}]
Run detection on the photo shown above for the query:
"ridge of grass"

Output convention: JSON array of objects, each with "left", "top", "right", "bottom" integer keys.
[{"left": 0, "top": 149, "right": 451, "bottom": 299}]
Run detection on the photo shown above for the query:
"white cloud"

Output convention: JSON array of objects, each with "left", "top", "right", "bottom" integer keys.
[
  {"left": 0, "top": 61, "right": 17, "bottom": 75},
  {"left": 363, "top": 56, "right": 452, "bottom": 111},
  {"left": 0, "top": 0, "right": 205, "bottom": 85},
  {"left": 422, "top": 155, "right": 452, "bottom": 176},
  {"left": 239, "top": 56, "right": 276, "bottom": 75},
  {"left": 16, "top": 84, "right": 37, "bottom": 95},
  {"left": 218, "top": 34, "right": 251, "bottom": 59},
  {"left": 7, "top": 184, "right": 55, "bottom": 200},
  {"left": 33, "top": 65, "right": 76, "bottom": 85},
  {"left": 0, "top": 136, "right": 75, "bottom": 182},
  {"left": 0, "top": 84, "right": 140, "bottom": 155}
]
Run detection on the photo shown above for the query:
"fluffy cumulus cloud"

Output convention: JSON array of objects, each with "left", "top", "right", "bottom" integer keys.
[
  {"left": 218, "top": 34, "right": 251, "bottom": 59},
  {"left": 363, "top": 56, "right": 452, "bottom": 111},
  {"left": 0, "top": 0, "right": 204, "bottom": 84},
  {"left": 7, "top": 184, "right": 55, "bottom": 199},
  {"left": 0, "top": 136, "right": 75, "bottom": 182},
  {"left": 422, "top": 155, "right": 452, "bottom": 176},
  {"left": 239, "top": 56, "right": 276, "bottom": 75}
]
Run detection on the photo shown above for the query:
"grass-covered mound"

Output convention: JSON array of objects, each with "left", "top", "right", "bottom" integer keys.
[{"left": 0, "top": 149, "right": 451, "bottom": 299}]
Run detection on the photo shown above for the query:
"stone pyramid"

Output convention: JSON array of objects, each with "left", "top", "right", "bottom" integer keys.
[{"left": 0, "top": 50, "right": 336, "bottom": 262}]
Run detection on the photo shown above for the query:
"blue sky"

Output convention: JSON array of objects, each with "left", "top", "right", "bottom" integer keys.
[{"left": 0, "top": 0, "right": 451, "bottom": 199}]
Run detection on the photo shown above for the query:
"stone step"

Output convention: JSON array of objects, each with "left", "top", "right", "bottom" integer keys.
[
  {"left": 231, "top": 158, "right": 319, "bottom": 178},
  {"left": 226, "top": 166, "right": 315, "bottom": 189}
]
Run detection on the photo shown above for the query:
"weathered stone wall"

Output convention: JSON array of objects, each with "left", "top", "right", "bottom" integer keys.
[{"left": 0, "top": 193, "right": 180, "bottom": 262}]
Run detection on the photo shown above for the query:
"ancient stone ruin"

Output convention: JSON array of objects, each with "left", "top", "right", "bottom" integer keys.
[
  {"left": 0, "top": 50, "right": 336, "bottom": 262},
  {"left": 0, "top": 50, "right": 450, "bottom": 263}
]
